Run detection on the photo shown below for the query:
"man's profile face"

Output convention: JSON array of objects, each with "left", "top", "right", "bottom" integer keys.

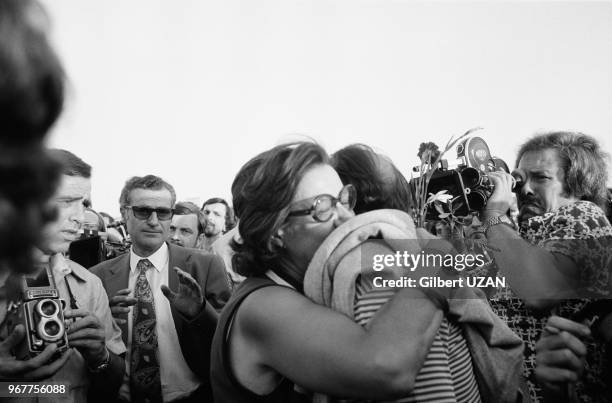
[
  {"left": 202, "top": 203, "right": 227, "bottom": 237},
  {"left": 39, "top": 174, "right": 91, "bottom": 255},
  {"left": 122, "top": 188, "right": 173, "bottom": 256},
  {"left": 169, "top": 214, "right": 202, "bottom": 248},
  {"left": 517, "top": 148, "right": 578, "bottom": 223}
]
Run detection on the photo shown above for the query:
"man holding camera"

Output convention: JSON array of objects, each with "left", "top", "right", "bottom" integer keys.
[
  {"left": 2, "top": 149, "right": 127, "bottom": 403},
  {"left": 0, "top": 0, "right": 126, "bottom": 395},
  {"left": 481, "top": 132, "right": 612, "bottom": 402},
  {"left": 91, "top": 175, "right": 231, "bottom": 403}
]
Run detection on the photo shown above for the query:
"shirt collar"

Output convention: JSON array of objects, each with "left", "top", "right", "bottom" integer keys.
[
  {"left": 130, "top": 242, "right": 168, "bottom": 273},
  {"left": 33, "top": 252, "right": 87, "bottom": 283}
]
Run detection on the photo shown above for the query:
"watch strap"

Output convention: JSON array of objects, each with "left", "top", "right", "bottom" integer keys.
[
  {"left": 483, "top": 214, "right": 515, "bottom": 235},
  {"left": 88, "top": 348, "right": 111, "bottom": 373}
]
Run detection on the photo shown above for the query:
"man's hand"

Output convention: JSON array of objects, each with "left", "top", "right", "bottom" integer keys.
[
  {"left": 535, "top": 316, "right": 590, "bottom": 399},
  {"left": 0, "top": 324, "right": 72, "bottom": 380},
  {"left": 483, "top": 171, "right": 516, "bottom": 220},
  {"left": 64, "top": 309, "right": 107, "bottom": 368},
  {"left": 161, "top": 267, "right": 204, "bottom": 319},
  {"left": 108, "top": 288, "right": 137, "bottom": 325}
]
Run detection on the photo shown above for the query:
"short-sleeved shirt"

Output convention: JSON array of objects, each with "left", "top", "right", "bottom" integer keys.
[
  {"left": 490, "top": 201, "right": 612, "bottom": 403},
  {"left": 0, "top": 253, "right": 126, "bottom": 403}
]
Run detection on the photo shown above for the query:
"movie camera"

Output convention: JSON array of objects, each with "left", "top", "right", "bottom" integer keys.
[
  {"left": 412, "top": 136, "right": 523, "bottom": 218},
  {"left": 3, "top": 264, "right": 69, "bottom": 360}
]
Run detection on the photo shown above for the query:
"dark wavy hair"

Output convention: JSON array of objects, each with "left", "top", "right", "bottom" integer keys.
[
  {"left": 0, "top": 0, "right": 64, "bottom": 273},
  {"left": 516, "top": 132, "right": 609, "bottom": 210},
  {"left": 332, "top": 144, "right": 412, "bottom": 214},
  {"left": 231, "top": 142, "right": 329, "bottom": 277}
]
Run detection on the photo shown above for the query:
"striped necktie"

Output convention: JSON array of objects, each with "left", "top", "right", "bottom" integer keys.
[{"left": 130, "top": 258, "right": 162, "bottom": 403}]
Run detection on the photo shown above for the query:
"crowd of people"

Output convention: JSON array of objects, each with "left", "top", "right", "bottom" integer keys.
[{"left": 2, "top": 1, "right": 612, "bottom": 403}]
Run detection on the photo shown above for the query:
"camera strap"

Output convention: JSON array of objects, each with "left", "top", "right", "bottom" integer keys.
[{"left": 64, "top": 277, "right": 79, "bottom": 310}]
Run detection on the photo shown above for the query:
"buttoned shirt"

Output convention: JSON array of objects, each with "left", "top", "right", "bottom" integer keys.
[
  {"left": 119, "top": 243, "right": 200, "bottom": 402},
  {"left": 0, "top": 253, "right": 126, "bottom": 403}
]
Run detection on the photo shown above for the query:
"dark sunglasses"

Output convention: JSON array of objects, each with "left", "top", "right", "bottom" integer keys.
[
  {"left": 287, "top": 184, "right": 356, "bottom": 222},
  {"left": 126, "top": 206, "right": 174, "bottom": 221}
]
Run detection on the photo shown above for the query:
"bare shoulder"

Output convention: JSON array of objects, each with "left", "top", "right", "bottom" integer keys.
[{"left": 237, "top": 285, "right": 317, "bottom": 338}]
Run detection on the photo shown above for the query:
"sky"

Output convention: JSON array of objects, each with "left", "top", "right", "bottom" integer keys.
[{"left": 40, "top": 0, "right": 612, "bottom": 217}]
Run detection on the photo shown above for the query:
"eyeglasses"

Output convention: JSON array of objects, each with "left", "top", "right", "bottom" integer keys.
[
  {"left": 287, "top": 184, "right": 356, "bottom": 222},
  {"left": 126, "top": 206, "right": 174, "bottom": 221}
]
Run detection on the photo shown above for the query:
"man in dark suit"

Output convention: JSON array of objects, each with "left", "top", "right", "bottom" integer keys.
[{"left": 91, "top": 175, "right": 231, "bottom": 403}]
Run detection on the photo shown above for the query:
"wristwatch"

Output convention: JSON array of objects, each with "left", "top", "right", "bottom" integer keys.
[
  {"left": 482, "top": 214, "right": 515, "bottom": 235},
  {"left": 89, "top": 348, "right": 111, "bottom": 373}
]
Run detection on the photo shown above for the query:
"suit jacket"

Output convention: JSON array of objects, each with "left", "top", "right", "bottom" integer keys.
[{"left": 90, "top": 242, "right": 232, "bottom": 398}]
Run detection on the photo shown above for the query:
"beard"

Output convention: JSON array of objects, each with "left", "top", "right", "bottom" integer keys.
[{"left": 204, "top": 223, "right": 221, "bottom": 237}]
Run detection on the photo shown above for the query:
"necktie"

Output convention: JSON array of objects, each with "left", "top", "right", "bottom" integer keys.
[{"left": 130, "top": 259, "right": 162, "bottom": 403}]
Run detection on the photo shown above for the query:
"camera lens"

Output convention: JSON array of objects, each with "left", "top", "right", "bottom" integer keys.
[
  {"left": 38, "top": 300, "right": 58, "bottom": 317},
  {"left": 467, "top": 190, "right": 488, "bottom": 210},
  {"left": 460, "top": 167, "right": 481, "bottom": 188},
  {"left": 44, "top": 321, "right": 61, "bottom": 337}
]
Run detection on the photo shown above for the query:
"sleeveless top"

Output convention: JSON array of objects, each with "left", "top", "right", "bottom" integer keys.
[{"left": 210, "top": 276, "right": 309, "bottom": 403}]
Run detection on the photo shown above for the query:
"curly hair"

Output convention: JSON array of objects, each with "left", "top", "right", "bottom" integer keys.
[
  {"left": 332, "top": 144, "right": 412, "bottom": 214},
  {"left": 231, "top": 142, "right": 329, "bottom": 277},
  {"left": 516, "top": 132, "right": 609, "bottom": 210}
]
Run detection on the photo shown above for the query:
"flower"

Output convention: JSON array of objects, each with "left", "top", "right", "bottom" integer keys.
[{"left": 417, "top": 142, "right": 440, "bottom": 164}]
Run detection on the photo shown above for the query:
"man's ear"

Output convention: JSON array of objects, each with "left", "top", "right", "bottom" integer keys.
[{"left": 120, "top": 208, "right": 128, "bottom": 224}]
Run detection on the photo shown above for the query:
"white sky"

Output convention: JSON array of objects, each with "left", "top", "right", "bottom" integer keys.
[{"left": 41, "top": 0, "right": 612, "bottom": 217}]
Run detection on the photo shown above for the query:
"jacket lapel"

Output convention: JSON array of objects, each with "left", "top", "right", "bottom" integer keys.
[
  {"left": 107, "top": 254, "right": 130, "bottom": 346},
  {"left": 167, "top": 243, "right": 183, "bottom": 335}
]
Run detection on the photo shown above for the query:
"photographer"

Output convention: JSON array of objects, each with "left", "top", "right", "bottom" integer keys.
[
  {"left": 4, "top": 149, "right": 127, "bottom": 403},
  {"left": 481, "top": 131, "right": 612, "bottom": 402},
  {"left": 0, "top": 0, "right": 72, "bottom": 383}
]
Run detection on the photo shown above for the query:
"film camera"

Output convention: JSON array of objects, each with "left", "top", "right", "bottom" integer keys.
[
  {"left": 69, "top": 228, "right": 106, "bottom": 269},
  {"left": 412, "top": 136, "right": 523, "bottom": 218},
  {"left": 4, "top": 264, "right": 69, "bottom": 360}
]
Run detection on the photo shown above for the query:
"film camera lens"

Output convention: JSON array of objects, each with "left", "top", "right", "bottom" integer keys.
[
  {"left": 465, "top": 189, "right": 489, "bottom": 211},
  {"left": 460, "top": 167, "right": 487, "bottom": 188},
  {"left": 44, "top": 321, "right": 61, "bottom": 337},
  {"left": 36, "top": 299, "right": 59, "bottom": 317}
]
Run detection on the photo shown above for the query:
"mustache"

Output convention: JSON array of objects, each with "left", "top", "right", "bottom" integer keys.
[{"left": 518, "top": 194, "right": 541, "bottom": 207}]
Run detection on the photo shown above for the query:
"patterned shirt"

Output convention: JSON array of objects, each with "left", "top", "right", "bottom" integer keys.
[{"left": 490, "top": 200, "right": 612, "bottom": 403}]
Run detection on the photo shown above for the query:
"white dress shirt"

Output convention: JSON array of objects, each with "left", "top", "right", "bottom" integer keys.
[{"left": 119, "top": 243, "right": 200, "bottom": 402}]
